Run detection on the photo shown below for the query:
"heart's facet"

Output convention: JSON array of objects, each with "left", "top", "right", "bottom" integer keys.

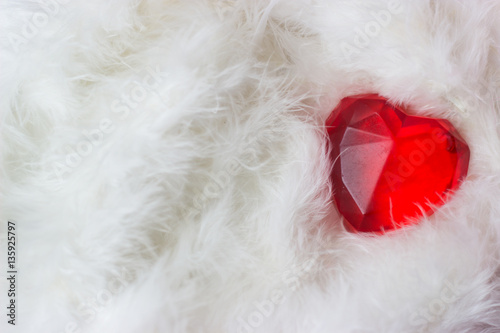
[{"left": 326, "top": 94, "right": 470, "bottom": 233}]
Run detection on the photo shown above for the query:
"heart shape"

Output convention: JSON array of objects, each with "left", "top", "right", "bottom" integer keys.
[{"left": 326, "top": 94, "right": 470, "bottom": 233}]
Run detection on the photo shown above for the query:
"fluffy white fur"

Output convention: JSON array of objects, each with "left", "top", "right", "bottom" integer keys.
[{"left": 1, "top": 0, "right": 500, "bottom": 332}]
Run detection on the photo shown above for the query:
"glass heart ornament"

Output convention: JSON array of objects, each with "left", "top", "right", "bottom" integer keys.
[{"left": 326, "top": 94, "right": 470, "bottom": 233}]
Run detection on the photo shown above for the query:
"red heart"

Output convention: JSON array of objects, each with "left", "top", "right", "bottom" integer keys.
[{"left": 326, "top": 94, "right": 470, "bottom": 233}]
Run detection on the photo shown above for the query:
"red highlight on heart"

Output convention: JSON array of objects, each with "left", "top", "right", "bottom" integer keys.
[{"left": 326, "top": 94, "right": 470, "bottom": 233}]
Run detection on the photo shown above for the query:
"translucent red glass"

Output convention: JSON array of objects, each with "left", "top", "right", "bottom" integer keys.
[{"left": 326, "top": 94, "right": 470, "bottom": 233}]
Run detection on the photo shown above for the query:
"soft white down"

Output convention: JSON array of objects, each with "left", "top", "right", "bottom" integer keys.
[{"left": 1, "top": 0, "right": 500, "bottom": 332}]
